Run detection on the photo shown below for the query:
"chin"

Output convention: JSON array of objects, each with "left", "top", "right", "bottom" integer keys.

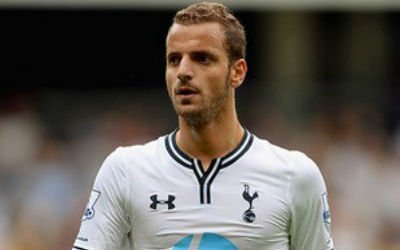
[
  {"left": 176, "top": 106, "right": 204, "bottom": 122},
  {"left": 177, "top": 107, "right": 202, "bottom": 119},
  {"left": 178, "top": 108, "right": 219, "bottom": 128}
]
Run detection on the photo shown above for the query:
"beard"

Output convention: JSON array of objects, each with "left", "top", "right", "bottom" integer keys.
[{"left": 172, "top": 75, "right": 231, "bottom": 128}]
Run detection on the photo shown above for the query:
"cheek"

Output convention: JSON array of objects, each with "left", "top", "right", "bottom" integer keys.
[
  {"left": 165, "top": 71, "right": 174, "bottom": 95},
  {"left": 166, "top": 83, "right": 174, "bottom": 98},
  {"left": 208, "top": 72, "right": 229, "bottom": 91}
]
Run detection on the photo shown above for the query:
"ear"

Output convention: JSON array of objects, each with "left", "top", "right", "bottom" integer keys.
[{"left": 230, "top": 59, "right": 247, "bottom": 88}]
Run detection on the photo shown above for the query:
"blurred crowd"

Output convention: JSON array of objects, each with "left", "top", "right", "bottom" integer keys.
[{"left": 0, "top": 89, "right": 399, "bottom": 250}]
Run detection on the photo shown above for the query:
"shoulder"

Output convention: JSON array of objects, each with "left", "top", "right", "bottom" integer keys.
[
  {"left": 251, "top": 135, "right": 313, "bottom": 169},
  {"left": 275, "top": 148, "right": 327, "bottom": 206},
  {"left": 287, "top": 150, "right": 324, "bottom": 194},
  {"left": 252, "top": 134, "right": 324, "bottom": 190},
  {"left": 99, "top": 135, "right": 166, "bottom": 174},
  {"left": 114, "top": 135, "right": 166, "bottom": 161},
  {"left": 93, "top": 135, "right": 167, "bottom": 192}
]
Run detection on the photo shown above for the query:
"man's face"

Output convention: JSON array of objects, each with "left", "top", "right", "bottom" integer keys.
[{"left": 165, "top": 22, "right": 232, "bottom": 126}]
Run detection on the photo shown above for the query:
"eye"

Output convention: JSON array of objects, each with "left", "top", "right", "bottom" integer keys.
[
  {"left": 167, "top": 54, "right": 181, "bottom": 66},
  {"left": 193, "top": 52, "right": 213, "bottom": 65}
]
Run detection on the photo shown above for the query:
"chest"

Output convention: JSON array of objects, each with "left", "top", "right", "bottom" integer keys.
[{"left": 126, "top": 160, "right": 291, "bottom": 249}]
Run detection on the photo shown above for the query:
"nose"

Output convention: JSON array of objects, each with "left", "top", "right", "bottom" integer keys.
[{"left": 177, "top": 56, "right": 193, "bottom": 83}]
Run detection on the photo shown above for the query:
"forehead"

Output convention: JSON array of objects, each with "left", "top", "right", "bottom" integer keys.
[{"left": 166, "top": 22, "right": 226, "bottom": 54}]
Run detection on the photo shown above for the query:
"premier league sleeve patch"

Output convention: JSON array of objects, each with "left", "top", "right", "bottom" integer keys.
[
  {"left": 321, "top": 193, "right": 331, "bottom": 224},
  {"left": 82, "top": 189, "right": 101, "bottom": 221}
]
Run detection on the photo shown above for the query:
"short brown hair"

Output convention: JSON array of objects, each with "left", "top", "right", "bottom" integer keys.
[{"left": 172, "top": 1, "right": 246, "bottom": 64}]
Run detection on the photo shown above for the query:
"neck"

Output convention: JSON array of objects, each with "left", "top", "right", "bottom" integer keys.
[{"left": 176, "top": 108, "right": 244, "bottom": 170}]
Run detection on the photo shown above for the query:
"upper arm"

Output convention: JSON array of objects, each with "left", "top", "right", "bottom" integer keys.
[
  {"left": 288, "top": 152, "right": 334, "bottom": 250},
  {"left": 73, "top": 147, "right": 131, "bottom": 250}
]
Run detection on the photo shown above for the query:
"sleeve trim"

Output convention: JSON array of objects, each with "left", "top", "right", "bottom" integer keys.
[{"left": 73, "top": 246, "right": 90, "bottom": 250}]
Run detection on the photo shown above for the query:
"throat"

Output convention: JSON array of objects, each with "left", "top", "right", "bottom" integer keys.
[
  {"left": 197, "top": 158, "right": 213, "bottom": 172},
  {"left": 175, "top": 123, "right": 245, "bottom": 171}
]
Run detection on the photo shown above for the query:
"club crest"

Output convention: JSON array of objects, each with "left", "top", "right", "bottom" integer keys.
[{"left": 241, "top": 184, "right": 258, "bottom": 223}]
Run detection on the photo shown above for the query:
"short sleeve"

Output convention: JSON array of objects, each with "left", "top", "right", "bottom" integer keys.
[
  {"left": 288, "top": 152, "right": 334, "bottom": 250},
  {"left": 73, "top": 147, "right": 131, "bottom": 250}
]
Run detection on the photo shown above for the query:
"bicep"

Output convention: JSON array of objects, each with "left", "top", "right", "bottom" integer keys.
[
  {"left": 289, "top": 152, "right": 334, "bottom": 250},
  {"left": 73, "top": 148, "right": 131, "bottom": 250}
]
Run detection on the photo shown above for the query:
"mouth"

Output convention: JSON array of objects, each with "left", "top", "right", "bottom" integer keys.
[{"left": 175, "top": 87, "right": 199, "bottom": 96}]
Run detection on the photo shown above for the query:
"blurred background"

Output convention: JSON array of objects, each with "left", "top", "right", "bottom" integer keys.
[{"left": 1, "top": 0, "right": 399, "bottom": 249}]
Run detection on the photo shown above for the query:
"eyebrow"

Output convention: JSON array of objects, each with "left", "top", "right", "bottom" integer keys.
[
  {"left": 166, "top": 51, "right": 179, "bottom": 57},
  {"left": 192, "top": 50, "right": 218, "bottom": 60},
  {"left": 167, "top": 49, "right": 218, "bottom": 57}
]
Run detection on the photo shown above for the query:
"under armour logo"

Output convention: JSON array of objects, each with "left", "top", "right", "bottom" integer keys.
[
  {"left": 242, "top": 184, "right": 258, "bottom": 223},
  {"left": 150, "top": 194, "right": 176, "bottom": 210}
]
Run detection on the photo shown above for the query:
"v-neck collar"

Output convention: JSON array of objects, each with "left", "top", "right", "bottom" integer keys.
[
  {"left": 164, "top": 129, "right": 254, "bottom": 204},
  {"left": 165, "top": 128, "right": 254, "bottom": 170}
]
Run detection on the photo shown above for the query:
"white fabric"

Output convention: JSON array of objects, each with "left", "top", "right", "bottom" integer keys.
[{"left": 73, "top": 132, "right": 334, "bottom": 250}]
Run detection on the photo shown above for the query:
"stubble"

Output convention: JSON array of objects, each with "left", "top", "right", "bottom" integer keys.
[{"left": 173, "top": 73, "right": 231, "bottom": 128}]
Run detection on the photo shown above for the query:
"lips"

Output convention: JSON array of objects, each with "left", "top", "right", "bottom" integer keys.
[{"left": 175, "top": 86, "right": 199, "bottom": 96}]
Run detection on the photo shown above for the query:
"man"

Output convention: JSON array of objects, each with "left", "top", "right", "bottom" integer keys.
[{"left": 73, "top": 2, "right": 334, "bottom": 250}]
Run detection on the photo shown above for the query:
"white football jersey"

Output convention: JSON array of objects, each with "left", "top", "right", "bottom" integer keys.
[{"left": 73, "top": 130, "right": 334, "bottom": 250}]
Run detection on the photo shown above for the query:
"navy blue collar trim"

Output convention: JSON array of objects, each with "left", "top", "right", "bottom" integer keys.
[{"left": 165, "top": 129, "right": 253, "bottom": 169}]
